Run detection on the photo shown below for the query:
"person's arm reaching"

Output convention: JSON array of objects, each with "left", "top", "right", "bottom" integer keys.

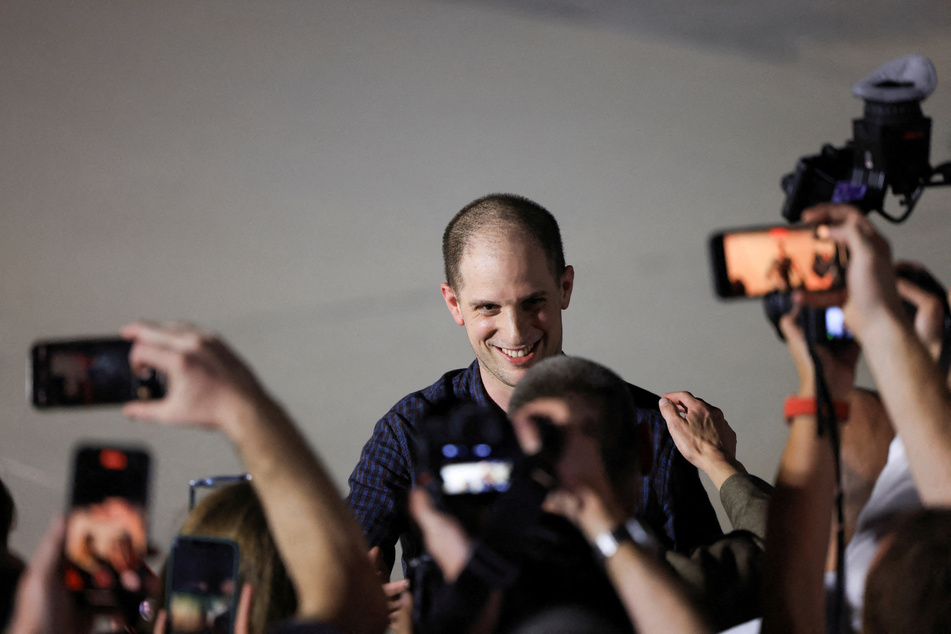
[
  {"left": 121, "top": 321, "right": 387, "bottom": 634},
  {"left": 657, "top": 392, "right": 770, "bottom": 629},
  {"left": 540, "top": 423, "right": 710, "bottom": 634},
  {"left": 6, "top": 517, "right": 93, "bottom": 634},
  {"left": 800, "top": 205, "right": 951, "bottom": 505},
  {"left": 761, "top": 305, "right": 858, "bottom": 634},
  {"left": 659, "top": 392, "right": 748, "bottom": 492},
  {"left": 547, "top": 485, "right": 710, "bottom": 634},
  {"left": 660, "top": 391, "right": 772, "bottom": 535}
]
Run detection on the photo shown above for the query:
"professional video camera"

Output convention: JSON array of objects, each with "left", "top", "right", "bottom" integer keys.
[
  {"left": 411, "top": 403, "right": 565, "bottom": 633},
  {"left": 763, "top": 265, "right": 951, "bottom": 365},
  {"left": 781, "top": 55, "right": 951, "bottom": 224},
  {"left": 414, "top": 402, "right": 522, "bottom": 533},
  {"left": 757, "top": 55, "right": 951, "bottom": 346}
]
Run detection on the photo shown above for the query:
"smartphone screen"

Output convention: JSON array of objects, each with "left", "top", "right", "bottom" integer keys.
[
  {"left": 30, "top": 337, "right": 165, "bottom": 408},
  {"left": 64, "top": 445, "right": 154, "bottom": 619},
  {"left": 440, "top": 460, "right": 513, "bottom": 495},
  {"left": 709, "top": 224, "right": 847, "bottom": 299},
  {"left": 823, "top": 306, "right": 852, "bottom": 340},
  {"left": 167, "top": 536, "right": 240, "bottom": 634}
]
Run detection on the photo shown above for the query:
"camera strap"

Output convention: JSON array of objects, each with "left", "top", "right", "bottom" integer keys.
[{"left": 807, "top": 342, "right": 850, "bottom": 634}]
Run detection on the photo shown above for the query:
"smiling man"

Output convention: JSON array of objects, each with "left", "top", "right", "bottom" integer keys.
[
  {"left": 346, "top": 193, "right": 721, "bottom": 575},
  {"left": 440, "top": 203, "right": 572, "bottom": 411}
]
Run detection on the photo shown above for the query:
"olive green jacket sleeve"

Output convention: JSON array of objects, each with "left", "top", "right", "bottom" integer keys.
[
  {"left": 663, "top": 473, "right": 772, "bottom": 631},
  {"left": 719, "top": 472, "right": 772, "bottom": 539}
]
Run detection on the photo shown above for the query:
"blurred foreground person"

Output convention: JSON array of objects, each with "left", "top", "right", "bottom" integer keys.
[
  {"left": 166, "top": 481, "right": 298, "bottom": 633},
  {"left": 122, "top": 321, "right": 386, "bottom": 634},
  {"left": 408, "top": 356, "right": 722, "bottom": 634},
  {"left": 7, "top": 321, "right": 387, "bottom": 634},
  {"left": 763, "top": 203, "right": 951, "bottom": 634},
  {"left": 1, "top": 478, "right": 26, "bottom": 631}
]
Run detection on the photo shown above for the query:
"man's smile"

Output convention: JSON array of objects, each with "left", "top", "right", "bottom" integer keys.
[{"left": 493, "top": 341, "right": 537, "bottom": 361}]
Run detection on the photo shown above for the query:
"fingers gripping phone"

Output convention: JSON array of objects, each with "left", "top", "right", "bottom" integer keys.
[
  {"left": 166, "top": 536, "right": 240, "bottom": 634},
  {"left": 64, "top": 445, "right": 156, "bottom": 622},
  {"left": 29, "top": 337, "right": 165, "bottom": 408},
  {"left": 709, "top": 224, "right": 848, "bottom": 299}
]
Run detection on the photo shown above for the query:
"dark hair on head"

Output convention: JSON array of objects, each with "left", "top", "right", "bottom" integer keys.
[
  {"left": 895, "top": 262, "right": 950, "bottom": 311},
  {"left": 863, "top": 508, "right": 951, "bottom": 634},
  {"left": 442, "top": 193, "right": 566, "bottom": 290},
  {"left": 894, "top": 261, "right": 951, "bottom": 375},
  {"left": 0, "top": 477, "right": 14, "bottom": 547},
  {"left": 509, "top": 356, "right": 641, "bottom": 513},
  {"left": 175, "top": 482, "right": 297, "bottom": 634}
]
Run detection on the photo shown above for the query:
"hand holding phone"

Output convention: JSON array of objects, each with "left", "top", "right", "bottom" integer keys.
[
  {"left": 119, "top": 321, "right": 269, "bottom": 431},
  {"left": 798, "top": 204, "right": 906, "bottom": 327}
]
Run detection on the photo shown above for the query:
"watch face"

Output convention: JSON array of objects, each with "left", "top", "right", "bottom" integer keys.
[{"left": 594, "top": 530, "right": 623, "bottom": 559}]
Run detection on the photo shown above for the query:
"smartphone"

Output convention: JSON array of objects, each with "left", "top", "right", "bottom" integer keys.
[
  {"left": 63, "top": 445, "right": 155, "bottom": 621},
  {"left": 709, "top": 224, "right": 847, "bottom": 299},
  {"left": 166, "top": 536, "right": 240, "bottom": 634},
  {"left": 30, "top": 337, "right": 165, "bottom": 408}
]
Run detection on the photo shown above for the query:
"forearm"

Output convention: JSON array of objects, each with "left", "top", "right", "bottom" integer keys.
[
  {"left": 859, "top": 311, "right": 951, "bottom": 504},
  {"left": 222, "top": 394, "right": 386, "bottom": 632},
  {"left": 572, "top": 489, "right": 708, "bottom": 634},
  {"left": 762, "top": 415, "right": 835, "bottom": 634},
  {"left": 697, "top": 456, "right": 746, "bottom": 492},
  {"left": 605, "top": 544, "right": 709, "bottom": 634}
]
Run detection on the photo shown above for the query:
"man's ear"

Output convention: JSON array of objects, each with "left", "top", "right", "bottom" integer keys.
[
  {"left": 441, "top": 283, "right": 466, "bottom": 326},
  {"left": 510, "top": 409, "right": 541, "bottom": 456},
  {"left": 560, "top": 265, "right": 575, "bottom": 310}
]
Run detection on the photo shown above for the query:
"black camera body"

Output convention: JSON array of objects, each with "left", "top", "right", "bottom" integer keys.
[
  {"left": 763, "top": 263, "right": 951, "bottom": 358},
  {"left": 411, "top": 403, "right": 562, "bottom": 632},
  {"left": 414, "top": 402, "right": 521, "bottom": 534},
  {"left": 763, "top": 292, "right": 853, "bottom": 346},
  {"left": 781, "top": 55, "right": 948, "bottom": 224}
]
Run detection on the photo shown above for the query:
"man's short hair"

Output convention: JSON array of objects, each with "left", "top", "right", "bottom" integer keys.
[
  {"left": 509, "top": 356, "right": 641, "bottom": 509},
  {"left": 863, "top": 508, "right": 951, "bottom": 634},
  {"left": 442, "top": 193, "right": 566, "bottom": 290}
]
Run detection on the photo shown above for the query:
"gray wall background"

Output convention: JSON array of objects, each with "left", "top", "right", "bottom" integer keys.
[{"left": 3, "top": 0, "right": 951, "bottom": 564}]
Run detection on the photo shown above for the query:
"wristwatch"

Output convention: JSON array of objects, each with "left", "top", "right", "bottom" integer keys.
[{"left": 593, "top": 518, "right": 662, "bottom": 560}]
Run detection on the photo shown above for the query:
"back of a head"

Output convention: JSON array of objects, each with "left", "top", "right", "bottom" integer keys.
[
  {"left": 1, "top": 476, "right": 24, "bottom": 631},
  {"left": 863, "top": 508, "right": 951, "bottom": 634},
  {"left": 894, "top": 261, "right": 951, "bottom": 376},
  {"left": 180, "top": 482, "right": 297, "bottom": 634},
  {"left": 509, "top": 356, "right": 641, "bottom": 509},
  {"left": 442, "top": 193, "right": 566, "bottom": 290},
  {"left": 0, "top": 478, "right": 13, "bottom": 549},
  {"left": 507, "top": 604, "right": 630, "bottom": 634}
]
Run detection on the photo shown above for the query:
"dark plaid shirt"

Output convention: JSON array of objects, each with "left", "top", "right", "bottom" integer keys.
[{"left": 346, "top": 359, "right": 722, "bottom": 572}]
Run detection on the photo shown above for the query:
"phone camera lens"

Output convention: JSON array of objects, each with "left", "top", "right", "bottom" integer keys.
[{"left": 139, "top": 598, "right": 155, "bottom": 621}]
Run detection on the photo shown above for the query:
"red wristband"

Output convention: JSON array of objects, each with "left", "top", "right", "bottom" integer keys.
[{"left": 783, "top": 395, "right": 850, "bottom": 422}]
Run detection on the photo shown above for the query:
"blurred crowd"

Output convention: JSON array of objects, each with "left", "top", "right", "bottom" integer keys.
[{"left": 2, "top": 195, "right": 950, "bottom": 634}]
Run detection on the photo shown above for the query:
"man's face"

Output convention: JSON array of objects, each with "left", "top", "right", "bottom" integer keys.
[{"left": 441, "top": 233, "right": 573, "bottom": 408}]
